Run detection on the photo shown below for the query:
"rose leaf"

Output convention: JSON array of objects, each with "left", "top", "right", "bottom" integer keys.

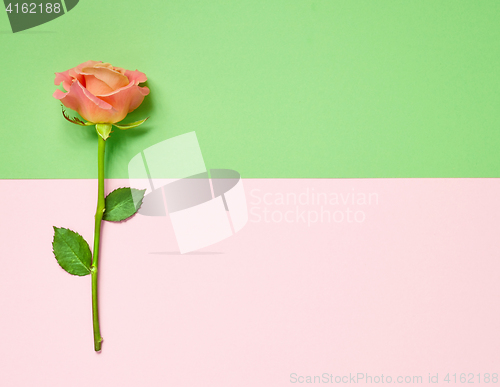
[
  {"left": 103, "top": 188, "right": 146, "bottom": 222},
  {"left": 52, "top": 227, "right": 92, "bottom": 276}
]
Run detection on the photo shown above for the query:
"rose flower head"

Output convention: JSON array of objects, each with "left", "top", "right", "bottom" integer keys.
[{"left": 53, "top": 60, "right": 150, "bottom": 125}]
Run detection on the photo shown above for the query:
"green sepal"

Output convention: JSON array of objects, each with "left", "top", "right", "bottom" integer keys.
[
  {"left": 95, "top": 123, "right": 112, "bottom": 140},
  {"left": 61, "top": 106, "right": 94, "bottom": 126},
  {"left": 103, "top": 187, "right": 146, "bottom": 222},
  {"left": 52, "top": 227, "right": 92, "bottom": 276},
  {"left": 113, "top": 117, "right": 149, "bottom": 130}
]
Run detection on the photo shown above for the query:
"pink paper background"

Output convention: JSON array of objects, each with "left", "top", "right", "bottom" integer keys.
[{"left": 0, "top": 179, "right": 498, "bottom": 386}]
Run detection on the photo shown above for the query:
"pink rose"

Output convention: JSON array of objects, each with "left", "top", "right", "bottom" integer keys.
[{"left": 53, "top": 60, "right": 150, "bottom": 124}]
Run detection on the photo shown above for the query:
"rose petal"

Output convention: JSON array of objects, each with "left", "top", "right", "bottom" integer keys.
[
  {"left": 93, "top": 62, "right": 114, "bottom": 69},
  {"left": 83, "top": 74, "right": 115, "bottom": 96},
  {"left": 54, "top": 69, "right": 73, "bottom": 86},
  {"left": 53, "top": 89, "right": 67, "bottom": 99},
  {"left": 53, "top": 80, "right": 121, "bottom": 123},
  {"left": 55, "top": 69, "right": 84, "bottom": 88},
  {"left": 81, "top": 67, "right": 129, "bottom": 91},
  {"left": 73, "top": 60, "right": 102, "bottom": 75},
  {"left": 69, "top": 60, "right": 102, "bottom": 85},
  {"left": 62, "top": 80, "right": 73, "bottom": 91},
  {"left": 98, "top": 82, "right": 150, "bottom": 119},
  {"left": 125, "top": 69, "right": 148, "bottom": 85},
  {"left": 112, "top": 66, "right": 127, "bottom": 75},
  {"left": 127, "top": 86, "right": 150, "bottom": 112}
]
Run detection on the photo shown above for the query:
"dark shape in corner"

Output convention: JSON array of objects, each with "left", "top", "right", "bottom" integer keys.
[{"left": 4, "top": 0, "right": 79, "bottom": 33}]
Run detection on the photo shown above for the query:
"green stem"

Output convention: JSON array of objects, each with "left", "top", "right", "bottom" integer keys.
[{"left": 91, "top": 134, "right": 106, "bottom": 352}]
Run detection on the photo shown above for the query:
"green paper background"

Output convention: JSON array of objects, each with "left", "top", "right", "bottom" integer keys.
[{"left": 1, "top": 0, "right": 499, "bottom": 178}]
